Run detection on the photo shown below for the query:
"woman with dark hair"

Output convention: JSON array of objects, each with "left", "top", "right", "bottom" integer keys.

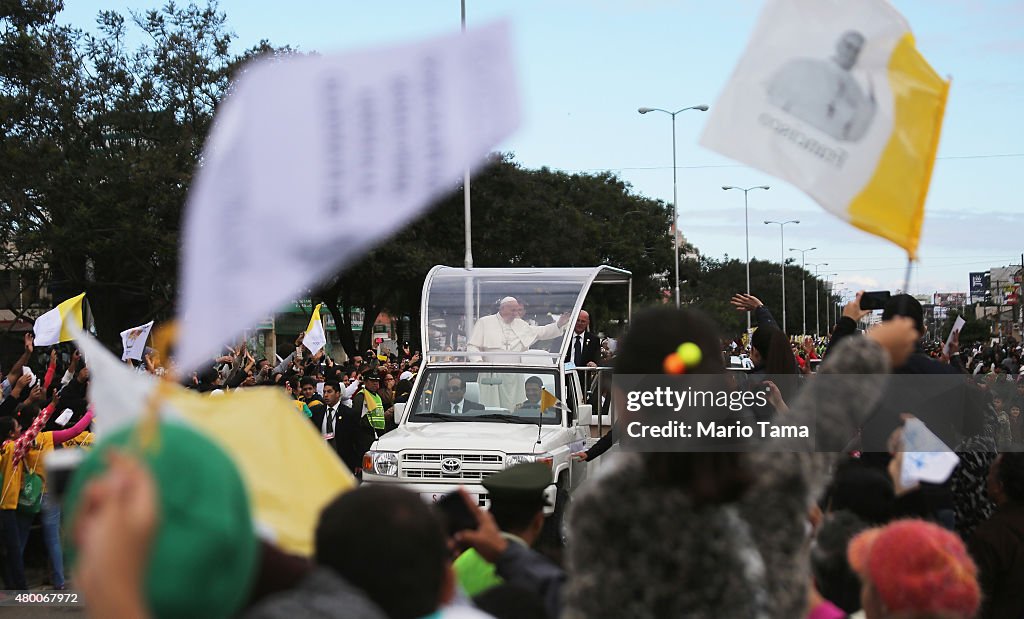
[
  {"left": 393, "top": 379, "right": 413, "bottom": 404},
  {"left": 733, "top": 293, "right": 800, "bottom": 419},
  {"left": 564, "top": 305, "right": 918, "bottom": 619}
]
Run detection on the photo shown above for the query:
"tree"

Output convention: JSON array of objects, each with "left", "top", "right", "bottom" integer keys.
[
  {"left": 312, "top": 155, "right": 675, "bottom": 356},
  {"left": 939, "top": 307, "right": 992, "bottom": 348},
  {"left": 1, "top": 1, "right": 290, "bottom": 346},
  {"left": 680, "top": 255, "right": 833, "bottom": 338}
]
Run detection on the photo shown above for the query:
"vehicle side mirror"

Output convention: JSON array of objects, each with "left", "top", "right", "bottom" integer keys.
[
  {"left": 393, "top": 402, "right": 406, "bottom": 423},
  {"left": 577, "top": 404, "right": 592, "bottom": 427}
]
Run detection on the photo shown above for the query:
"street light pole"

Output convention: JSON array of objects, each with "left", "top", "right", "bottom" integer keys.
[
  {"left": 764, "top": 220, "right": 799, "bottom": 333},
  {"left": 723, "top": 185, "right": 770, "bottom": 333},
  {"left": 461, "top": 0, "right": 472, "bottom": 270},
  {"left": 639, "top": 104, "right": 709, "bottom": 308},
  {"left": 789, "top": 246, "right": 816, "bottom": 336},
  {"left": 808, "top": 263, "right": 829, "bottom": 337},
  {"left": 824, "top": 273, "right": 838, "bottom": 332}
]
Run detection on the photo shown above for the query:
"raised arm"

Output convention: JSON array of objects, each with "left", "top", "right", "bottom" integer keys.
[
  {"left": 51, "top": 409, "right": 95, "bottom": 444},
  {"left": 5, "top": 333, "right": 33, "bottom": 387},
  {"left": 731, "top": 294, "right": 778, "bottom": 330},
  {"left": 43, "top": 349, "right": 57, "bottom": 392}
]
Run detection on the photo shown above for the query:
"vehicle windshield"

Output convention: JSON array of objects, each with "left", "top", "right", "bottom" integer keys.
[
  {"left": 408, "top": 368, "right": 562, "bottom": 425},
  {"left": 421, "top": 266, "right": 630, "bottom": 364}
]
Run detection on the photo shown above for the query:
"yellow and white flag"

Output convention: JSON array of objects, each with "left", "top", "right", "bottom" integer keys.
[
  {"left": 72, "top": 327, "right": 355, "bottom": 557},
  {"left": 33, "top": 293, "right": 86, "bottom": 346},
  {"left": 120, "top": 320, "right": 155, "bottom": 361},
  {"left": 302, "top": 303, "right": 327, "bottom": 356},
  {"left": 700, "top": 0, "right": 948, "bottom": 259}
]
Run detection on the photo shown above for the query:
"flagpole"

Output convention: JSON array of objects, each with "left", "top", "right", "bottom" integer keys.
[{"left": 903, "top": 258, "right": 913, "bottom": 294}]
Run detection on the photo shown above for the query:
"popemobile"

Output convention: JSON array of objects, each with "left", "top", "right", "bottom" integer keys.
[{"left": 362, "top": 265, "right": 630, "bottom": 542}]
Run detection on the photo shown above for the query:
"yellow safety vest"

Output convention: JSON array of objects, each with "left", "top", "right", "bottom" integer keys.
[{"left": 362, "top": 389, "right": 385, "bottom": 430}]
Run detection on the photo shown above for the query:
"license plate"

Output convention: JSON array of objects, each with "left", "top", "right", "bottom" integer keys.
[{"left": 422, "top": 492, "right": 479, "bottom": 505}]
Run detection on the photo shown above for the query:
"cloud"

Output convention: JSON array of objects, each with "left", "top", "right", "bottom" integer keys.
[
  {"left": 981, "top": 38, "right": 1024, "bottom": 54},
  {"left": 844, "top": 275, "right": 881, "bottom": 289}
]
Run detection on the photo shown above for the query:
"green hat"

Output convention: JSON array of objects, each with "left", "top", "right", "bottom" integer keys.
[
  {"left": 483, "top": 462, "right": 553, "bottom": 506},
  {"left": 63, "top": 420, "right": 259, "bottom": 619}
]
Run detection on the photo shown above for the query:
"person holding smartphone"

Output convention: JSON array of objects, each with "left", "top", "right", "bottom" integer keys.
[{"left": 453, "top": 462, "right": 565, "bottom": 617}]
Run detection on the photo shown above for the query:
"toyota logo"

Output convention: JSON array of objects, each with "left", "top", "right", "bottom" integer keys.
[{"left": 440, "top": 458, "right": 462, "bottom": 475}]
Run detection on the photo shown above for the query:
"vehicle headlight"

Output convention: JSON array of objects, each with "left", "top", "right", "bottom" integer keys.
[
  {"left": 505, "top": 453, "right": 553, "bottom": 468},
  {"left": 363, "top": 451, "right": 399, "bottom": 476}
]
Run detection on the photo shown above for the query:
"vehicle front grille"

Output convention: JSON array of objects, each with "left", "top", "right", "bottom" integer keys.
[{"left": 399, "top": 450, "right": 505, "bottom": 482}]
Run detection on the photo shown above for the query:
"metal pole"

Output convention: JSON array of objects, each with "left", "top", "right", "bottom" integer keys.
[
  {"left": 641, "top": 106, "right": 707, "bottom": 306},
  {"left": 780, "top": 226, "right": 786, "bottom": 333},
  {"left": 800, "top": 253, "right": 806, "bottom": 336},
  {"left": 744, "top": 190, "right": 751, "bottom": 333},
  {"left": 671, "top": 113, "right": 680, "bottom": 308},
  {"left": 825, "top": 281, "right": 830, "bottom": 332},
  {"left": 827, "top": 280, "right": 832, "bottom": 333},
  {"left": 461, "top": 0, "right": 472, "bottom": 271},
  {"left": 815, "top": 276, "right": 820, "bottom": 337}
]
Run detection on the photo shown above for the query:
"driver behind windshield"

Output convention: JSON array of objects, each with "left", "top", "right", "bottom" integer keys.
[{"left": 445, "top": 376, "right": 484, "bottom": 415}]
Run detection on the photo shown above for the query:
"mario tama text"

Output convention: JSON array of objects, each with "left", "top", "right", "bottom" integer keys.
[{"left": 626, "top": 419, "right": 809, "bottom": 440}]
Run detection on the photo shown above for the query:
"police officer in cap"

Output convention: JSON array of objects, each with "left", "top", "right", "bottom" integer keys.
[
  {"left": 454, "top": 463, "right": 565, "bottom": 619},
  {"left": 337, "top": 370, "right": 396, "bottom": 474}
]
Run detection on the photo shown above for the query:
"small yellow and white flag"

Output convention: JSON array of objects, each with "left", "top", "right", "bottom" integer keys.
[
  {"left": 71, "top": 326, "right": 356, "bottom": 557},
  {"left": 700, "top": 0, "right": 949, "bottom": 259},
  {"left": 539, "top": 388, "right": 562, "bottom": 414},
  {"left": 33, "top": 293, "right": 86, "bottom": 346},
  {"left": 302, "top": 303, "right": 327, "bottom": 356}
]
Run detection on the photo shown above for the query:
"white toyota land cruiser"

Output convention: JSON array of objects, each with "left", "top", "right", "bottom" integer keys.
[{"left": 361, "top": 265, "right": 629, "bottom": 539}]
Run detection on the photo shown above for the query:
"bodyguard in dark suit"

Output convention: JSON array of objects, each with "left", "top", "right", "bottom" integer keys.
[{"left": 565, "top": 310, "right": 601, "bottom": 367}]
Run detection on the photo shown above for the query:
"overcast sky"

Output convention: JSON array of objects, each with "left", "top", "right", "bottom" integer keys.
[{"left": 62, "top": 0, "right": 1024, "bottom": 300}]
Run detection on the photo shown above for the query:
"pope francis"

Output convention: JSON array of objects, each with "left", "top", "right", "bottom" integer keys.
[{"left": 467, "top": 296, "right": 570, "bottom": 409}]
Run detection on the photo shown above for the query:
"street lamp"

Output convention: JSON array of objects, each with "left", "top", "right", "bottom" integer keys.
[
  {"left": 461, "top": 1, "right": 472, "bottom": 270},
  {"left": 836, "top": 284, "right": 849, "bottom": 329},
  {"left": 639, "top": 104, "right": 710, "bottom": 307},
  {"left": 808, "top": 263, "right": 829, "bottom": 337},
  {"left": 763, "top": 220, "right": 799, "bottom": 333},
  {"left": 722, "top": 185, "right": 770, "bottom": 333},
  {"left": 788, "top": 246, "right": 816, "bottom": 336},
  {"left": 824, "top": 273, "right": 838, "bottom": 332}
]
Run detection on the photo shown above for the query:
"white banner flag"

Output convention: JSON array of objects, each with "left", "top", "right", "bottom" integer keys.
[
  {"left": 943, "top": 316, "right": 965, "bottom": 356},
  {"left": 177, "top": 22, "right": 520, "bottom": 370},
  {"left": 120, "top": 320, "right": 155, "bottom": 361},
  {"left": 899, "top": 418, "right": 959, "bottom": 488},
  {"left": 700, "top": 0, "right": 948, "bottom": 259}
]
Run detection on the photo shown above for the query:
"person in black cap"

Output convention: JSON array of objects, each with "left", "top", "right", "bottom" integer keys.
[
  {"left": 339, "top": 370, "right": 396, "bottom": 475},
  {"left": 454, "top": 462, "right": 565, "bottom": 619}
]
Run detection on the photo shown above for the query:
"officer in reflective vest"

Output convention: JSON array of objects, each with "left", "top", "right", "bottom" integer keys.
[
  {"left": 350, "top": 371, "right": 394, "bottom": 471},
  {"left": 362, "top": 385, "right": 386, "bottom": 431}
]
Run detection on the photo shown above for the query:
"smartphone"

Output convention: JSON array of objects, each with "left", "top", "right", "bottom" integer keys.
[
  {"left": 434, "top": 491, "right": 478, "bottom": 536},
  {"left": 859, "top": 291, "right": 891, "bottom": 311}
]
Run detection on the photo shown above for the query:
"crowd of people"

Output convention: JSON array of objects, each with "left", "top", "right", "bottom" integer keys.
[{"left": 0, "top": 287, "right": 1021, "bottom": 619}]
